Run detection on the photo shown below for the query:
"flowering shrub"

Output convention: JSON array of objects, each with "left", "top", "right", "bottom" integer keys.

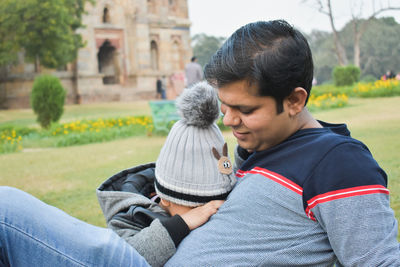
[
  {"left": 0, "top": 129, "right": 23, "bottom": 154},
  {"left": 51, "top": 116, "right": 153, "bottom": 137},
  {"left": 0, "top": 116, "right": 154, "bottom": 153},
  {"left": 313, "top": 79, "right": 400, "bottom": 99},
  {"left": 352, "top": 79, "right": 400, "bottom": 98},
  {"left": 50, "top": 116, "right": 154, "bottom": 147},
  {"left": 307, "top": 93, "right": 349, "bottom": 111}
]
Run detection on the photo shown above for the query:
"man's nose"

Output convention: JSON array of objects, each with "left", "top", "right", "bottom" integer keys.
[{"left": 222, "top": 108, "right": 240, "bottom": 127}]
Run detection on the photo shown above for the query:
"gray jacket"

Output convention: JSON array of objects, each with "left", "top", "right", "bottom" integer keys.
[
  {"left": 185, "top": 62, "right": 203, "bottom": 87},
  {"left": 96, "top": 163, "right": 189, "bottom": 267}
]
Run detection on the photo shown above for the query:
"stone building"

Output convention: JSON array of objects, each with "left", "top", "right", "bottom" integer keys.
[{"left": 0, "top": 0, "right": 192, "bottom": 108}]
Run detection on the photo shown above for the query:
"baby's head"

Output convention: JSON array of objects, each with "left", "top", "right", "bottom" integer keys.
[{"left": 155, "top": 81, "right": 236, "bottom": 215}]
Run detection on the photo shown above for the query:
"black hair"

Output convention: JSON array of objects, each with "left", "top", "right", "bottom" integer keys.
[
  {"left": 191, "top": 56, "right": 197, "bottom": 62},
  {"left": 204, "top": 20, "right": 314, "bottom": 113}
]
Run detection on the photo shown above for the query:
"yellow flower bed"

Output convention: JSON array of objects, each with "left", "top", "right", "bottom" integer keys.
[
  {"left": 0, "top": 129, "right": 23, "bottom": 153},
  {"left": 52, "top": 116, "right": 153, "bottom": 136},
  {"left": 308, "top": 93, "right": 349, "bottom": 110},
  {"left": 353, "top": 79, "right": 400, "bottom": 97}
]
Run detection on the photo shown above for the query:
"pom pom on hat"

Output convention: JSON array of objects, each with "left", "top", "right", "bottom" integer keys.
[{"left": 175, "top": 81, "right": 220, "bottom": 128}]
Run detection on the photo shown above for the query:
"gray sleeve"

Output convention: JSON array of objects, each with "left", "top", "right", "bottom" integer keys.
[
  {"left": 97, "top": 191, "right": 176, "bottom": 266},
  {"left": 312, "top": 193, "right": 400, "bottom": 266},
  {"left": 111, "top": 219, "right": 176, "bottom": 267}
]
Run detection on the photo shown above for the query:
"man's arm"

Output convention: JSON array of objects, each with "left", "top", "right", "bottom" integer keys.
[
  {"left": 312, "top": 193, "right": 400, "bottom": 266},
  {"left": 304, "top": 142, "right": 400, "bottom": 266}
]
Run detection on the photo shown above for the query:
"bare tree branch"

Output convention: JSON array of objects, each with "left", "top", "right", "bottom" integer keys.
[
  {"left": 305, "top": 0, "right": 400, "bottom": 68},
  {"left": 326, "top": 0, "right": 348, "bottom": 65},
  {"left": 350, "top": 1, "right": 400, "bottom": 67}
]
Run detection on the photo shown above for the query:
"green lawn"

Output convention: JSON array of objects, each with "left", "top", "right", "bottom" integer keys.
[{"left": 0, "top": 97, "right": 399, "bottom": 232}]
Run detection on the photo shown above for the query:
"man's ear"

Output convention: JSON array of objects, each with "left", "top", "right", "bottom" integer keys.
[{"left": 285, "top": 87, "right": 308, "bottom": 117}]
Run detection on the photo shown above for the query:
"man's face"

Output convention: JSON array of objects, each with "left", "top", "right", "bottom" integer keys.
[{"left": 218, "top": 80, "right": 294, "bottom": 152}]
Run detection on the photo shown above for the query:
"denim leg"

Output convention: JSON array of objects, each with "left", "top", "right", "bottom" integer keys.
[
  {"left": 0, "top": 186, "right": 149, "bottom": 267},
  {"left": 161, "top": 90, "right": 166, "bottom": 99}
]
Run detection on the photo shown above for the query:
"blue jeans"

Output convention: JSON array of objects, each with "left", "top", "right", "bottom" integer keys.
[
  {"left": 161, "top": 89, "right": 166, "bottom": 99},
  {"left": 0, "top": 186, "right": 149, "bottom": 267}
]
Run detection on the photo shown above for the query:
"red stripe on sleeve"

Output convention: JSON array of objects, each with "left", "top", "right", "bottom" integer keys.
[{"left": 305, "top": 185, "right": 389, "bottom": 221}]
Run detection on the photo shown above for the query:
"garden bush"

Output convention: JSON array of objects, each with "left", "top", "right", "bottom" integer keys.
[
  {"left": 31, "top": 75, "right": 66, "bottom": 129},
  {"left": 360, "top": 74, "right": 377, "bottom": 83},
  {"left": 333, "top": 65, "right": 360, "bottom": 86}
]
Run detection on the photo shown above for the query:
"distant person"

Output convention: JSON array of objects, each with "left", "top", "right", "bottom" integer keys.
[
  {"left": 312, "top": 77, "right": 317, "bottom": 86},
  {"left": 156, "top": 77, "right": 163, "bottom": 99},
  {"left": 156, "top": 76, "right": 167, "bottom": 99},
  {"left": 185, "top": 56, "right": 203, "bottom": 87},
  {"left": 383, "top": 70, "right": 395, "bottom": 80},
  {"left": 396, "top": 72, "right": 400, "bottom": 81},
  {"left": 160, "top": 76, "right": 167, "bottom": 99}
]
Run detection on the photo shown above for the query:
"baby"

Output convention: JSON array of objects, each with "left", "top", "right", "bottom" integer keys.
[{"left": 97, "top": 81, "right": 236, "bottom": 266}]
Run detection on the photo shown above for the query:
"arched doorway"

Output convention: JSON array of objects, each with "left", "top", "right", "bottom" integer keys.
[
  {"left": 150, "top": 41, "right": 159, "bottom": 70},
  {"left": 102, "top": 7, "right": 111, "bottom": 23},
  {"left": 97, "top": 40, "right": 120, "bottom": 84}
]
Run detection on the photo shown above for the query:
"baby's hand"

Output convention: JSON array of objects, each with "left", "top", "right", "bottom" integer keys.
[{"left": 180, "top": 200, "right": 224, "bottom": 230}]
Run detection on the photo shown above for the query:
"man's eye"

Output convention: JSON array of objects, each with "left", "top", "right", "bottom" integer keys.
[{"left": 240, "top": 109, "right": 254, "bottom": 115}]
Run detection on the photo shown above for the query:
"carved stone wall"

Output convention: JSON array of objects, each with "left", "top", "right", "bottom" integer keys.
[{"left": 1, "top": 0, "right": 192, "bottom": 108}]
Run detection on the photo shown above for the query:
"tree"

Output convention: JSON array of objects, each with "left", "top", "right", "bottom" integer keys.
[
  {"left": 308, "top": 17, "right": 400, "bottom": 83},
  {"left": 304, "top": 0, "right": 400, "bottom": 67},
  {"left": 359, "top": 17, "right": 400, "bottom": 78},
  {"left": 0, "top": 1, "right": 20, "bottom": 67},
  {"left": 308, "top": 0, "right": 349, "bottom": 65},
  {"left": 307, "top": 30, "right": 337, "bottom": 83},
  {"left": 0, "top": 0, "right": 91, "bottom": 72},
  {"left": 192, "top": 34, "right": 226, "bottom": 67}
]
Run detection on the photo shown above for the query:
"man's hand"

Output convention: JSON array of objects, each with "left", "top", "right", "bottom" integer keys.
[{"left": 180, "top": 200, "right": 224, "bottom": 230}]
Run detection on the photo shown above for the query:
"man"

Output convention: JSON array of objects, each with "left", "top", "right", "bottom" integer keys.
[
  {"left": 156, "top": 76, "right": 163, "bottom": 99},
  {"left": 1, "top": 20, "right": 399, "bottom": 266},
  {"left": 185, "top": 56, "right": 203, "bottom": 87},
  {"left": 165, "top": 20, "right": 400, "bottom": 266},
  {"left": 156, "top": 76, "right": 167, "bottom": 99}
]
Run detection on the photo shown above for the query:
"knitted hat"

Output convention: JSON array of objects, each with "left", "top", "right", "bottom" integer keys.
[{"left": 155, "top": 81, "right": 236, "bottom": 207}]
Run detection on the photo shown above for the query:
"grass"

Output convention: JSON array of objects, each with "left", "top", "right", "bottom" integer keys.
[
  {"left": 0, "top": 136, "right": 167, "bottom": 226},
  {"left": 0, "top": 97, "right": 399, "bottom": 233}
]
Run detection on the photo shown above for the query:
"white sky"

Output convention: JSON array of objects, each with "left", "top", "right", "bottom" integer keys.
[{"left": 187, "top": 0, "right": 400, "bottom": 37}]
